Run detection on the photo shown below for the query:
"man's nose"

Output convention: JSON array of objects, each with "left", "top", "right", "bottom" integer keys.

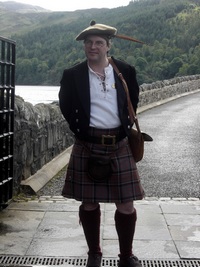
[{"left": 90, "top": 42, "right": 97, "bottom": 48}]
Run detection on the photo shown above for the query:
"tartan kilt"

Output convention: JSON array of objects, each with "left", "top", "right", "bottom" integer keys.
[{"left": 62, "top": 127, "right": 145, "bottom": 203}]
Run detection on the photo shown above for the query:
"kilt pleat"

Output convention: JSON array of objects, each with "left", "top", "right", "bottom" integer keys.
[{"left": 62, "top": 127, "right": 145, "bottom": 203}]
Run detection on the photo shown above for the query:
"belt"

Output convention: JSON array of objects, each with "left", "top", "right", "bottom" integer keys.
[{"left": 77, "top": 132, "right": 127, "bottom": 146}]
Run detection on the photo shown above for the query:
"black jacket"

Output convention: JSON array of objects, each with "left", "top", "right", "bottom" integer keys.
[{"left": 59, "top": 56, "right": 139, "bottom": 138}]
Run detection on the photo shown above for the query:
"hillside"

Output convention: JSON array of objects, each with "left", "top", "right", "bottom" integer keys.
[
  {"left": 0, "top": 1, "right": 49, "bottom": 13},
  {"left": 1, "top": 0, "right": 200, "bottom": 86},
  {"left": 0, "top": 1, "right": 49, "bottom": 36},
  {"left": 0, "top": 1, "right": 109, "bottom": 37}
]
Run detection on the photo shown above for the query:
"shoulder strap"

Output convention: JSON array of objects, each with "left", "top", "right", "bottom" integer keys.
[{"left": 108, "top": 57, "right": 141, "bottom": 133}]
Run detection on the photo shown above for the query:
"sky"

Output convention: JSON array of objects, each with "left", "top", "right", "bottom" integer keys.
[{"left": 1, "top": 0, "right": 131, "bottom": 11}]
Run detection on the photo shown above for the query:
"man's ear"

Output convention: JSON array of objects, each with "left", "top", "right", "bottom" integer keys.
[{"left": 107, "top": 45, "right": 111, "bottom": 53}]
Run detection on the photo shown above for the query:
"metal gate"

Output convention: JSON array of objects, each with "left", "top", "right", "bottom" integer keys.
[{"left": 0, "top": 36, "right": 16, "bottom": 209}]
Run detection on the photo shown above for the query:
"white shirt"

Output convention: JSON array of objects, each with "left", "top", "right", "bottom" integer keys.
[{"left": 89, "top": 64, "right": 121, "bottom": 129}]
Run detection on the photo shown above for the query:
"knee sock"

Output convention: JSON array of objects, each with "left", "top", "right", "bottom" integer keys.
[
  {"left": 79, "top": 204, "right": 102, "bottom": 255},
  {"left": 115, "top": 209, "right": 137, "bottom": 259}
]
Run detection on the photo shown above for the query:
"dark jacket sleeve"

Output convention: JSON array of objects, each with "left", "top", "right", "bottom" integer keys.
[
  {"left": 59, "top": 68, "right": 74, "bottom": 124},
  {"left": 58, "top": 62, "right": 91, "bottom": 136}
]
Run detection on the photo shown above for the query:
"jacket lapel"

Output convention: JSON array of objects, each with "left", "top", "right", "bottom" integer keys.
[{"left": 113, "top": 69, "right": 127, "bottom": 119}]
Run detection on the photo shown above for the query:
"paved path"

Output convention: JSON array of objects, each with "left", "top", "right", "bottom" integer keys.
[
  {"left": 0, "top": 197, "right": 200, "bottom": 262},
  {"left": 137, "top": 91, "right": 200, "bottom": 198}
]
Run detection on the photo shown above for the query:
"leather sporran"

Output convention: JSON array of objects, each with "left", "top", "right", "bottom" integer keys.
[
  {"left": 88, "top": 154, "right": 112, "bottom": 182},
  {"left": 128, "top": 128, "right": 144, "bottom": 162}
]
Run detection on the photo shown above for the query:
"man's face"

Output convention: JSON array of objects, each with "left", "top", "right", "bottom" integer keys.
[{"left": 84, "top": 35, "right": 110, "bottom": 62}]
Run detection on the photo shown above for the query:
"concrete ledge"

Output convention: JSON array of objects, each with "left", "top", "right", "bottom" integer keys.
[
  {"left": 20, "top": 89, "right": 200, "bottom": 193},
  {"left": 21, "top": 145, "right": 73, "bottom": 193}
]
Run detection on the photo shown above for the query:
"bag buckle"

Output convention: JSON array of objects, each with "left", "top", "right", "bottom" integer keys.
[{"left": 101, "top": 135, "right": 116, "bottom": 146}]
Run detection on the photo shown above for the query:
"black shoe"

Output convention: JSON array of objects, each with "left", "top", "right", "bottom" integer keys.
[
  {"left": 86, "top": 254, "right": 102, "bottom": 267},
  {"left": 118, "top": 255, "right": 142, "bottom": 267}
]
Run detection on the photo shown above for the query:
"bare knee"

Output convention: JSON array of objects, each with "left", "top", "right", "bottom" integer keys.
[
  {"left": 115, "top": 201, "right": 134, "bottom": 214},
  {"left": 81, "top": 202, "right": 99, "bottom": 211}
]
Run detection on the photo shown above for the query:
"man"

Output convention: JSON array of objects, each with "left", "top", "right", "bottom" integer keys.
[{"left": 59, "top": 21, "right": 144, "bottom": 267}]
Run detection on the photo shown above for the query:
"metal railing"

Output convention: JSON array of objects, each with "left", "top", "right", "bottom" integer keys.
[{"left": 0, "top": 36, "right": 16, "bottom": 209}]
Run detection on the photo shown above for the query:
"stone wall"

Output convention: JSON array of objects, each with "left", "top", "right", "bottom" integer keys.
[
  {"left": 139, "top": 75, "right": 200, "bottom": 107},
  {"left": 13, "top": 97, "right": 74, "bottom": 192},
  {"left": 13, "top": 75, "right": 200, "bottom": 192}
]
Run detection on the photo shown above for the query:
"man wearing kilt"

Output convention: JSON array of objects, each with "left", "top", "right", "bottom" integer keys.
[{"left": 59, "top": 21, "right": 144, "bottom": 267}]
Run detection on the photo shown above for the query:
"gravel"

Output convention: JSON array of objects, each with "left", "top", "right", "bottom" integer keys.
[{"left": 36, "top": 167, "right": 66, "bottom": 197}]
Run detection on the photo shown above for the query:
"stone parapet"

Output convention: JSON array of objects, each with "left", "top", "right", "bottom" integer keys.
[
  {"left": 14, "top": 97, "right": 74, "bottom": 192},
  {"left": 139, "top": 74, "right": 200, "bottom": 107}
]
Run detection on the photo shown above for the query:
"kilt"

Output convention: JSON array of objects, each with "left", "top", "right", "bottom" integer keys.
[{"left": 62, "top": 127, "right": 145, "bottom": 203}]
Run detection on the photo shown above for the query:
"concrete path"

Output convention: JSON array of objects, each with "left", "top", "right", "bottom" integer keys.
[{"left": 0, "top": 197, "right": 199, "bottom": 261}]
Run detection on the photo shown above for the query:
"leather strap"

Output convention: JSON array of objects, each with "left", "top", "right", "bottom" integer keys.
[{"left": 108, "top": 57, "right": 141, "bottom": 134}]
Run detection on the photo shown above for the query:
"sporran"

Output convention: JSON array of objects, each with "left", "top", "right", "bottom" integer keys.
[{"left": 88, "top": 154, "right": 112, "bottom": 182}]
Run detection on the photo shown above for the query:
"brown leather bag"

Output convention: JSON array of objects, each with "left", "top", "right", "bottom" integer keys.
[
  {"left": 109, "top": 58, "right": 152, "bottom": 162},
  {"left": 128, "top": 122, "right": 144, "bottom": 162}
]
